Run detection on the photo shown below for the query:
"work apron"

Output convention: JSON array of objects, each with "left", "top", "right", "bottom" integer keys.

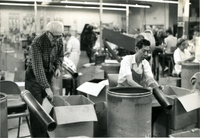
[{"left": 118, "top": 65, "right": 147, "bottom": 88}]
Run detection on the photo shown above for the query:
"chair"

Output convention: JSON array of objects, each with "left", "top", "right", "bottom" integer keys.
[{"left": 0, "top": 80, "right": 32, "bottom": 138}]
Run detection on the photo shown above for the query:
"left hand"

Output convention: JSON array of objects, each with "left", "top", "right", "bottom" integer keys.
[{"left": 54, "top": 69, "right": 61, "bottom": 78}]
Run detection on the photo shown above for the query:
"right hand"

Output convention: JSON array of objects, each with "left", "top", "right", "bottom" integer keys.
[{"left": 45, "top": 88, "right": 54, "bottom": 102}]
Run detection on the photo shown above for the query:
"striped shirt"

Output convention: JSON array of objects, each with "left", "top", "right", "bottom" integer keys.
[{"left": 27, "top": 32, "right": 64, "bottom": 89}]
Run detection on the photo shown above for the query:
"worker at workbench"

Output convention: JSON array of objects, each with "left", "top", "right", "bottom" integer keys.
[{"left": 117, "top": 39, "right": 160, "bottom": 88}]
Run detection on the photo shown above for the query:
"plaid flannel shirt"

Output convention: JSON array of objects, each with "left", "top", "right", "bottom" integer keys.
[{"left": 27, "top": 32, "right": 64, "bottom": 89}]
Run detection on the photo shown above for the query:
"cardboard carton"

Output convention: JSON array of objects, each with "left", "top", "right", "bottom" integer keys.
[
  {"left": 169, "top": 128, "right": 200, "bottom": 137},
  {"left": 77, "top": 79, "right": 108, "bottom": 103},
  {"left": 94, "top": 102, "right": 107, "bottom": 137},
  {"left": 163, "top": 86, "right": 199, "bottom": 129},
  {"left": 42, "top": 95, "right": 97, "bottom": 137}
]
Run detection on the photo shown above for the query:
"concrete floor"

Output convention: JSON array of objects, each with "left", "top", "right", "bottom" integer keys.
[
  {"left": 4, "top": 42, "right": 180, "bottom": 137},
  {"left": 8, "top": 74, "right": 179, "bottom": 138}
]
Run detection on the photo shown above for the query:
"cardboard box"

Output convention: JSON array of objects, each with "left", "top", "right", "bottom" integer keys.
[
  {"left": 169, "top": 128, "right": 200, "bottom": 137},
  {"left": 153, "top": 112, "right": 197, "bottom": 137},
  {"left": 94, "top": 102, "right": 107, "bottom": 137},
  {"left": 77, "top": 79, "right": 108, "bottom": 103},
  {"left": 163, "top": 86, "right": 200, "bottom": 129},
  {"left": 43, "top": 95, "right": 97, "bottom": 137},
  {"left": 77, "top": 66, "right": 104, "bottom": 87},
  {"left": 169, "top": 124, "right": 197, "bottom": 135}
]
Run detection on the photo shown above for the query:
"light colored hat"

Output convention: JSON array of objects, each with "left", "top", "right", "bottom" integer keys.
[{"left": 46, "top": 21, "right": 64, "bottom": 36}]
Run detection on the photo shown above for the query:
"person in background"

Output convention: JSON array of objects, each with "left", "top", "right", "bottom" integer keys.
[
  {"left": 64, "top": 32, "right": 81, "bottom": 67},
  {"left": 159, "top": 29, "right": 177, "bottom": 72},
  {"left": 25, "top": 21, "right": 64, "bottom": 137},
  {"left": 117, "top": 39, "right": 160, "bottom": 89},
  {"left": 173, "top": 38, "right": 195, "bottom": 77},
  {"left": 152, "top": 29, "right": 166, "bottom": 78},
  {"left": 80, "top": 24, "right": 98, "bottom": 63},
  {"left": 164, "top": 29, "right": 177, "bottom": 53},
  {"left": 188, "top": 25, "right": 200, "bottom": 55}
]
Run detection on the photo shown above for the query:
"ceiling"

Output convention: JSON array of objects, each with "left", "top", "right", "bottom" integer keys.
[{"left": 0, "top": 0, "right": 198, "bottom": 9}]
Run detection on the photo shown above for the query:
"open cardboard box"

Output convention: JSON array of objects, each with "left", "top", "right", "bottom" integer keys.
[
  {"left": 42, "top": 95, "right": 97, "bottom": 137},
  {"left": 77, "top": 79, "right": 108, "bottom": 103},
  {"left": 169, "top": 128, "right": 200, "bottom": 137},
  {"left": 163, "top": 86, "right": 200, "bottom": 129},
  {"left": 93, "top": 102, "right": 107, "bottom": 137}
]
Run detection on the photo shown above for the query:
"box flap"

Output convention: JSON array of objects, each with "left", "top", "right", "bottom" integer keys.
[
  {"left": 54, "top": 104, "right": 97, "bottom": 125},
  {"left": 62, "top": 95, "right": 94, "bottom": 105},
  {"left": 42, "top": 98, "right": 53, "bottom": 114},
  {"left": 76, "top": 82, "right": 105, "bottom": 97},
  {"left": 53, "top": 96, "right": 70, "bottom": 106},
  {"left": 178, "top": 92, "right": 200, "bottom": 112}
]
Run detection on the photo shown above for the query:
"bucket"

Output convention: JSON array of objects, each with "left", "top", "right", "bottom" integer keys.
[
  {"left": 107, "top": 87, "right": 152, "bottom": 137},
  {"left": 0, "top": 92, "right": 8, "bottom": 138}
]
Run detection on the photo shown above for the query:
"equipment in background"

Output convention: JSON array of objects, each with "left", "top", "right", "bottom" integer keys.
[{"left": 20, "top": 90, "right": 57, "bottom": 132}]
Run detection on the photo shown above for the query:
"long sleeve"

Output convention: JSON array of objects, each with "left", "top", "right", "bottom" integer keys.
[
  {"left": 31, "top": 41, "right": 51, "bottom": 89},
  {"left": 55, "top": 39, "right": 64, "bottom": 70}
]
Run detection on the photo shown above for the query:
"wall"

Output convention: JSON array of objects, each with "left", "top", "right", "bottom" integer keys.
[
  {"left": 0, "top": 3, "right": 178, "bottom": 36},
  {"left": 0, "top": 5, "right": 125, "bottom": 35},
  {"left": 129, "top": 3, "right": 177, "bottom": 34}
]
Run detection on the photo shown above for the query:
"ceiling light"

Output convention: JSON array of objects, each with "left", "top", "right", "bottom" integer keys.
[
  {"left": 65, "top": 5, "right": 126, "bottom": 11},
  {"left": 132, "top": 0, "right": 178, "bottom": 4},
  {"left": 60, "top": 1, "right": 150, "bottom": 8},
  {"left": 0, "top": 3, "right": 31, "bottom": 6}
]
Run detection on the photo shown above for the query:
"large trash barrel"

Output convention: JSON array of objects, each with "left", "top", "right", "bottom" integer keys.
[
  {"left": 0, "top": 92, "right": 8, "bottom": 138},
  {"left": 181, "top": 62, "right": 200, "bottom": 89},
  {"left": 107, "top": 87, "right": 152, "bottom": 137}
]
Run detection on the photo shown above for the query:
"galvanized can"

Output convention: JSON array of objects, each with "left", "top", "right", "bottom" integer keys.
[
  {"left": 0, "top": 92, "right": 8, "bottom": 138},
  {"left": 107, "top": 87, "right": 152, "bottom": 137}
]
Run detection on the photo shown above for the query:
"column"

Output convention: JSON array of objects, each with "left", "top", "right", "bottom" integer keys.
[{"left": 177, "top": 0, "right": 190, "bottom": 38}]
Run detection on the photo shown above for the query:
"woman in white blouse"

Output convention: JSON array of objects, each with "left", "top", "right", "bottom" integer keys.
[{"left": 173, "top": 38, "right": 195, "bottom": 77}]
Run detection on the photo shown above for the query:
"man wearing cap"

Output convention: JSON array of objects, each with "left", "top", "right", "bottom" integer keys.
[{"left": 25, "top": 21, "right": 64, "bottom": 137}]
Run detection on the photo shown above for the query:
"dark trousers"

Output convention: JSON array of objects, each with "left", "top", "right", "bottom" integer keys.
[{"left": 25, "top": 67, "right": 53, "bottom": 137}]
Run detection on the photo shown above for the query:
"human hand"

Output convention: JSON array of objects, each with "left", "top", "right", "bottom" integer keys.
[
  {"left": 54, "top": 69, "right": 61, "bottom": 78},
  {"left": 45, "top": 88, "right": 54, "bottom": 103},
  {"left": 158, "top": 85, "right": 164, "bottom": 91}
]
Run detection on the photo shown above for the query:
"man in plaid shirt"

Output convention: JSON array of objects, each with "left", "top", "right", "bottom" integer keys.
[{"left": 25, "top": 21, "right": 64, "bottom": 137}]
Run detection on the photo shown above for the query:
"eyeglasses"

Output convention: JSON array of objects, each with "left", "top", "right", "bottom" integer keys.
[
  {"left": 49, "top": 31, "right": 63, "bottom": 40},
  {"left": 141, "top": 48, "right": 150, "bottom": 54}
]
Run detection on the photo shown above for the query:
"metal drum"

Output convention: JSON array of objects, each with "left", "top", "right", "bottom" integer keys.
[
  {"left": 107, "top": 87, "right": 152, "bottom": 137},
  {"left": 0, "top": 92, "right": 8, "bottom": 138}
]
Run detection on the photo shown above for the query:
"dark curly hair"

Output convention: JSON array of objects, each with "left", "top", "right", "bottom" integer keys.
[{"left": 136, "top": 39, "right": 151, "bottom": 49}]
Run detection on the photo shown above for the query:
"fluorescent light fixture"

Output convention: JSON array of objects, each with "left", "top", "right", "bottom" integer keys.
[
  {"left": 65, "top": 5, "right": 126, "bottom": 11},
  {"left": 60, "top": 1, "right": 150, "bottom": 8},
  {"left": 132, "top": 0, "right": 178, "bottom": 4},
  {"left": 0, "top": 3, "right": 31, "bottom": 6},
  {"left": 0, "top": 2, "right": 126, "bottom": 11}
]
